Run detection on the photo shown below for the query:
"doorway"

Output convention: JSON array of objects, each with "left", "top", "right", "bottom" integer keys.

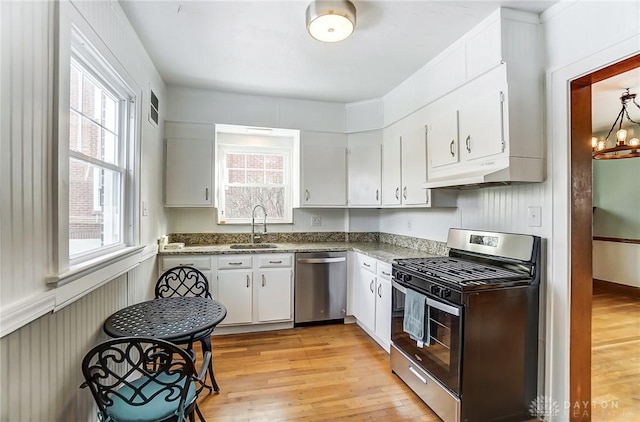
[{"left": 569, "top": 54, "right": 640, "bottom": 421}]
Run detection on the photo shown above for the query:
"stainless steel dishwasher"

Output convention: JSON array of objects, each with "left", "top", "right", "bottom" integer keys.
[{"left": 294, "top": 251, "right": 347, "bottom": 325}]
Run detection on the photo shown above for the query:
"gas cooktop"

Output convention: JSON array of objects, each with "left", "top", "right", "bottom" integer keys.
[{"left": 393, "top": 257, "right": 530, "bottom": 287}]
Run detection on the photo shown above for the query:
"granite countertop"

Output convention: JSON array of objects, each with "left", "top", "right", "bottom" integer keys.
[{"left": 159, "top": 241, "right": 439, "bottom": 264}]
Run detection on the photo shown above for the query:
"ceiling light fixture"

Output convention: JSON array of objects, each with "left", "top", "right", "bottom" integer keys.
[
  {"left": 306, "top": 0, "right": 356, "bottom": 43},
  {"left": 592, "top": 88, "right": 640, "bottom": 159}
]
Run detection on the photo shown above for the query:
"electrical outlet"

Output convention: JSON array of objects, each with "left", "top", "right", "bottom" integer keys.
[
  {"left": 527, "top": 206, "right": 542, "bottom": 227},
  {"left": 142, "top": 200, "right": 149, "bottom": 216},
  {"left": 407, "top": 219, "right": 412, "bottom": 232},
  {"left": 311, "top": 216, "right": 322, "bottom": 227}
]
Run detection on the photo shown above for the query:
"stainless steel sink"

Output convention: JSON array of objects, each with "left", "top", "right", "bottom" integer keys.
[{"left": 229, "top": 243, "right": 278, "bottom": 250}]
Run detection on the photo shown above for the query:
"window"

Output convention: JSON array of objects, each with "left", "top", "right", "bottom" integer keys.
[
  {"left": 65, "top": 28, "right": 136, "bottom": 263},
  {"left": 216, "top": 125, "right": 299, "bottom": 224}
]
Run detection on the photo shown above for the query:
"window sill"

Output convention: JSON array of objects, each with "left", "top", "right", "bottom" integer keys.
[
  {"left": 47, "top": 245, "right": 147, "bottom": 311},
  {"left": 47, "top": 245, "right": 146, "bottom": 287}
]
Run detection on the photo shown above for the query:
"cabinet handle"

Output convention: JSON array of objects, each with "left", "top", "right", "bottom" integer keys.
[
  {"left": 369, "top": 280, "right": 374, "bottom": 293},
  {"left": 178, "top": 263, "right": 194, "bottom": 267},
  {"left": 363, "top": 262, "right": 371, "bottom": 268},
  {"left": 229, "top": 262, "right": 243, "bottom": 266},
  {"left": 375, "top": 189, "right": 379, "bottom": 201},
  {"left": 449, "top": 140, "right": 455, "bottom": 157},
  {"left": 403, "top": 186, "right": 407, "bottom": 200},
  {"left": 205, "top": 187, "right": 209, "bottom": 201},
  {"left": 465, "top": 135, "right": 471, "bottom": 153},
  {"left": 395, "top": 187, "right": 400, "bottom": 200},
  {"left": 378, "top": 284, "right": 382, "bottom": 298},
  {"left": 381, "top": 271, "right": 390, "bottom": 276},
  {"left": 305, "top": 189, "right": 310, "bottom": 202},
  {"left": 269, "top": 260, "right": 282, "bottom": 264},
  {"left": 262, "top": 274, "right": 266, "bottom": 287},
  {"left": 246, "top": 275, "right": 250, "bottom": 288}
]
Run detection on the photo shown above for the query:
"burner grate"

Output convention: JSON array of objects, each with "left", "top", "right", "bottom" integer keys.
[{"left": 397, "top": 257, "right": 527, "bottom": 285}]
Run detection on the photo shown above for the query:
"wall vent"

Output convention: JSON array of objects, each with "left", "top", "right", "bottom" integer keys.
[{"left": 149, "top": 89, "right": 159, "bottom": 126}]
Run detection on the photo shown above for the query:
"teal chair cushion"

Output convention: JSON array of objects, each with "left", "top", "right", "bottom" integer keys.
[{"left": 107, "top": 372, "right": 196, "bottom": 422}]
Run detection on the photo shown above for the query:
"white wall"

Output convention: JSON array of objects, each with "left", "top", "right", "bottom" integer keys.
[{"left": 0, "top": 0, "right": 167, "bottom": 420}]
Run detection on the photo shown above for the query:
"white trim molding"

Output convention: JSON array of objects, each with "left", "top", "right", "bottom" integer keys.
[{"left": 0, "top": 291, "right": 56, "bottom": 338}]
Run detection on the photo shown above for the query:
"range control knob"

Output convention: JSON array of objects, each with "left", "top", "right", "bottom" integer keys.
[
  {"left": 430, "top": 285, "right": 441, "bottom": 295},
  {"left": 440, "top": 288, "right": 452, "bottom": 298}
]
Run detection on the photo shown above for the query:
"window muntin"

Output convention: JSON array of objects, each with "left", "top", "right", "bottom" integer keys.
[
  {"left": 222, "top": 151, "right": 288, "bottom": 220},
  {"left": 68, "top": 56, "right": 128, "bottom": 260}
]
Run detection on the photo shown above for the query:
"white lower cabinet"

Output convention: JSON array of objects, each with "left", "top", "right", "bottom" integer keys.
[
  {"left": 256, "top": 268, "right": 292, "bottom": 322},
  {"left": 354, "top": 253, "right": 391, "bottom": 352},
  {"left": 217, "top": 253, "right": 293, "bottom": 327}
]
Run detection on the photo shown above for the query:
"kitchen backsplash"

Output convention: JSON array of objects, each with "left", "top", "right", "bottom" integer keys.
[{"left": 167, "top": 231, "right": 448, "bottom": 255}]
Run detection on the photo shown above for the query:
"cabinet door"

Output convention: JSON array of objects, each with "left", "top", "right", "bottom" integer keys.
[
  {"left": 458, "top": 89, "right": 505, "bottom": 162},
  {"left": 256, "top": 268, "right": 292, "bottom": 322},
  {"left": 382, "top": 123, "right": 402, "bottom": 206},
  {"left": 217, "top": 270, "right": 253, "bottom": 325},
  {"left": 165, "top": 138, "right": 213, "bottom": 206},
  {"left": 400, "top": 116, "right": 428, "bottom": 205},
  {"left": 375, "top": 268, "right": 392, "bottom": 352},
  {"left": 348, "top": 145, "right": 381, "bottom": 206},
  {"left": 301, "top": 142, "right": 347, "bottom": 206},
  {"left": 355, "top": 267, "right": 376, "bottom": 334},
  {"left": 427, "top": 109, "right": 459, "bottom": 169}
]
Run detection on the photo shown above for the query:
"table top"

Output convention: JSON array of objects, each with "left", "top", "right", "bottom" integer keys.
[{"left": 103, "top": 296, "right": 227, "bottom": 340}]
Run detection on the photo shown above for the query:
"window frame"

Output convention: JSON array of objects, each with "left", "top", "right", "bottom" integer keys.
[
  {"left": 53, "top": 6, "right": 140, "bottom": 279},
  {"left": 215, "top": 124, "right": 300, "bottom": 225}
]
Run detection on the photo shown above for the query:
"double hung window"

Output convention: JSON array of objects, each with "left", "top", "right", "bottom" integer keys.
[
  {"left": 66, "top": 28, "right": 135, "bottom": 263},
  {"left": 216, "top": 126, "right": 299, "bottom": 224}
]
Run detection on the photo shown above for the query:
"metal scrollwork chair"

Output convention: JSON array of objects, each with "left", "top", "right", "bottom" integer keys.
[
  {"left": 81, "top": 336, "right": 209, "bottom": 422},
  {"left": 155, "top": 266, "right": 219, "bottom": 392}
]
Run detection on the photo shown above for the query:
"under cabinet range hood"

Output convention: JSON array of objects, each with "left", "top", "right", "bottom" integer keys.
[{"left": 423, "top": 156, "right": 544, "bottom": 189}]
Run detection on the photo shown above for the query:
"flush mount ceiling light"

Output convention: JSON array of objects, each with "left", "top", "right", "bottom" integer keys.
[
  {"left": 592, "top": 88, "right": 640, "bottom": 159},
  {"left": 306, "top": 0, "right": 356, "bottom": 43}
]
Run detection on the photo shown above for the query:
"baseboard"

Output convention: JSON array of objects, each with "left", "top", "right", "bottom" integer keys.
[{"left": 593, "top": 279, "right": 640, "bottom": 299}]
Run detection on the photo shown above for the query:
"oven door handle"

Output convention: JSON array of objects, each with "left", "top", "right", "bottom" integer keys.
[
  {"left": 426, "top": 297, "right": 460, "bottom": 316},
  {"left": 392, "top": 280, "right": 407, "bottom": 293}
]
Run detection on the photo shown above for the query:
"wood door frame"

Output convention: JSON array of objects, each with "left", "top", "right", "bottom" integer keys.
[{"left": 569, "top": 53, "right": 640, "bottom": 421}]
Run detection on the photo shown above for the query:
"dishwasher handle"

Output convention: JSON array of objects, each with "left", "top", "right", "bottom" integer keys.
[{"left": 297, "top": 257, "right": 346, "bottom": 264}]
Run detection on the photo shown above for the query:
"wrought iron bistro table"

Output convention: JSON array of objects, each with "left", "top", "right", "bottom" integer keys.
[{"left": 103, "top": 296, "right": 227, "bottom": 343}]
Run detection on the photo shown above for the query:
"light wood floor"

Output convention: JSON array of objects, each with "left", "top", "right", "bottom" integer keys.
[
  {"left": 592, "top": 289, "right": 640, "bottom": 421},
  {"left": 197, "top": 323, "right": 440, "bottom": 421}
]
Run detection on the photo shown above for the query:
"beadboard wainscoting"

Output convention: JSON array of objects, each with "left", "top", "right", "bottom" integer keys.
[{"left": 0, "top": 258, "right": 157, "bottom": 422}]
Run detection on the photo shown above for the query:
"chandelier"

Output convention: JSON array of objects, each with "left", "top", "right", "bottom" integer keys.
[{"left": 592, "top": 88, "right": 640, "bottom": 159}]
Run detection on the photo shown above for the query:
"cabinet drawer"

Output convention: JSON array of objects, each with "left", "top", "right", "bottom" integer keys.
[
  {"left": 161, "top": 256, "right": 211, "bottom": 271},
  {"left": 258, "top": 254, "right": 292, "bottom": 268},
  {"left": 218, "top": 255, "right": 253, "bottom": 269},
  {"left": 377, "top": 262, "right": 392, "bottom": 280},
  {"left": 359, "top": 254, "right": 377, "bottom": 273}
]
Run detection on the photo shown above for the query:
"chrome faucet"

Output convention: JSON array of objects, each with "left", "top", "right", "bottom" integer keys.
[{"left": 251, "top": 204, "right": 267, "bottom": 243}]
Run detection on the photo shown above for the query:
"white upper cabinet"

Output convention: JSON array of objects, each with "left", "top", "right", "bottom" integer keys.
[
  {"left": 399, "top": 113, "right": 429, "bottom": 205},
  {"left": 457, "top": 76, "right": 506, "bottom": 162},
  {"left": 381, "top": 113, "right": 457, "bottom": 208},
  {"left": 348, "top": 131, "right": 382, "bottom": 207},
  {"left": 381, "top": 122, "right": 402, "bottom": 206},
  {"left": 300, "top": 132, "right": 347, "bottom": 207},
  {"left": 423, "top": 9, "right": 543, "bottom": 189},
  {"left": 165, "top": 138, "right": 214, "bottom": 207},
  {"left": 427, "top": 109, "right": 459, "bottom": 170},
  {"left": 348, "top": 145, "right": 382, "bottom": 206}
]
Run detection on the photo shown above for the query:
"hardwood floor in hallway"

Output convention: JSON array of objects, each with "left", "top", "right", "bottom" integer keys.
[
  {"left": 196, "top": 323, "right": 440, "bottom": 421},
  {"left": 592, "top": 289, "right": 640, "bottom": 421}
]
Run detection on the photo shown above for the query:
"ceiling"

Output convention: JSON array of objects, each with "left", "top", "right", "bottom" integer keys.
[
  {"left": 592, "top": 67, "right": 640, "bottom": 133},
  {"left": 119, "top": 0, "right": 558, "bottom": 103}
]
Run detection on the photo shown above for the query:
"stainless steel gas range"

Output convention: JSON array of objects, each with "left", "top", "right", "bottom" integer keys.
[{"left": 391, "top": 229, "right": 541, "bottom": 422}]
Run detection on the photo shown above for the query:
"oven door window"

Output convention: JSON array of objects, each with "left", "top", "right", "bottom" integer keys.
[{"left": 391, "top": 283, "right": 462, "bottom": 395}]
